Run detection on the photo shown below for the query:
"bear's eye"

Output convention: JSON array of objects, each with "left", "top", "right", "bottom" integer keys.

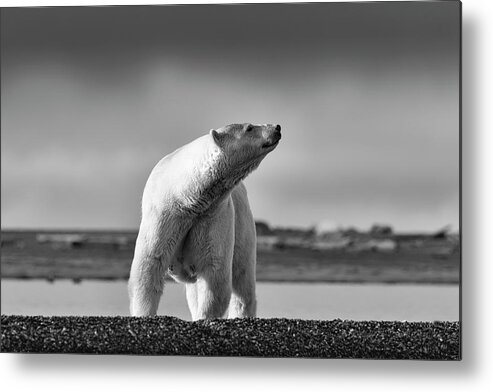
[{"left": 245, "top": 125, "right": 253, "bottom": 133}]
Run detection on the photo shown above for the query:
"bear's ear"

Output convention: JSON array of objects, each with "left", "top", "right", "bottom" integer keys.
[{"left": 210, "top": 129, "right": 225, "bottom": 147}]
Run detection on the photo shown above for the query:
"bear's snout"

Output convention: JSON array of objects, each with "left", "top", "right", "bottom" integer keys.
[
  {"left": 272, "top": 124, "right": 282, "bottom": 142},
  {"left": 262, "top": 124, "right": 282, "bottom": 149}
]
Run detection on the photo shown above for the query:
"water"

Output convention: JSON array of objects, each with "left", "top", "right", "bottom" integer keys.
[{"left": 1, "top": 280, "right": 459, "bottom": 321}]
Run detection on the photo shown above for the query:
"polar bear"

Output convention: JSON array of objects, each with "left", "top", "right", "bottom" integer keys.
[{"left": 128, "top": 123, "right": 281, "bottom": 320}]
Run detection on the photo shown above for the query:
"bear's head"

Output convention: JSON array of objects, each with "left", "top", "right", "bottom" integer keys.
[
  {"left": 177, "top": 123, "right": 281, "bottom": 214},
  {"left": 210, "top": 123, "right": 281, "bottom": 178}
]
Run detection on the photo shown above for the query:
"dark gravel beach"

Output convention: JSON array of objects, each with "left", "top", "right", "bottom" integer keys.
[{"left": 1, "top": 315, "right": 460, "bottom": 359}]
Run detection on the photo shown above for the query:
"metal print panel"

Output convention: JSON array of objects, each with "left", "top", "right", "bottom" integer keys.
[{"left": 0, "top": 1, "right": 461, "bottom": 359}]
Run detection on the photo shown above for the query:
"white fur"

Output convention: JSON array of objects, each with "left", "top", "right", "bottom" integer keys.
[{"left": 128, "top": 123, "right": 280, "bottom": 319}]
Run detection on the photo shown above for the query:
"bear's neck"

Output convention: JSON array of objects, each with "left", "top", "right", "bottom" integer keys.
[{"left": 180, "top": 145, "right": 260, "bottom": 216}]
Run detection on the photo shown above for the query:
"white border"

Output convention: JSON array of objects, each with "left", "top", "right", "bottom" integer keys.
[
  {"left": 2, "top": 0, "right": 492, "bottom": 391},
  {"left": 3, "top": 0, "right": 338, "bottom": 5}
]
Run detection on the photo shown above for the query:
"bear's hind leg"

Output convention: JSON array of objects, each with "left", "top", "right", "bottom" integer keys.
[
  {"left": 185, "top": 283, "right": 199, "bottom": 320},
  {"left": 228, "top": 262, "right": 257, "bottom": 318},
  {"left": 195, "top": 266, "right": 232, "bottom": 320},
  {"left": 228, "top": 183, "right": 257, "bottom": 319}
]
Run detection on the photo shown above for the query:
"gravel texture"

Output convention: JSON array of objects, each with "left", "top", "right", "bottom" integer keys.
[{"left": 1, "top": 315, "right": 460, "bottom": 359}]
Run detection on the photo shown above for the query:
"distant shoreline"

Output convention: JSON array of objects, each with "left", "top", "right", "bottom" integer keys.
[
  {"left": 0, "top": 276, "right": 459, "bottom": 285},
  {"left": 0, "top": 227, "right": 455, "bottom": 237},
  {"left": 1, "top": 230, "right": 460, "bottom": 285}
]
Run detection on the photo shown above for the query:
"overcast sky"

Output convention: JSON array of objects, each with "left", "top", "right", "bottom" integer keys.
[{"left": 1, "top": 2, "right": 460, "bottom": 232}]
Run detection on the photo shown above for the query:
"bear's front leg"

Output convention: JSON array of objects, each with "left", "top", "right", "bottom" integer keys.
[
  {"left": 128, "top": 254, "right": 167, "bottom": 316},
  {"left": 187, "top": 197, "right": 235, "bottom": 320},
  {"left": 128, "top": 215, "right": 190, "bottom": 317}
]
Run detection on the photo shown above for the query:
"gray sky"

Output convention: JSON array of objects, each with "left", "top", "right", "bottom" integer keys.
[{"left": 1, "top": 2, "right": 460, "bottom": 232}]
